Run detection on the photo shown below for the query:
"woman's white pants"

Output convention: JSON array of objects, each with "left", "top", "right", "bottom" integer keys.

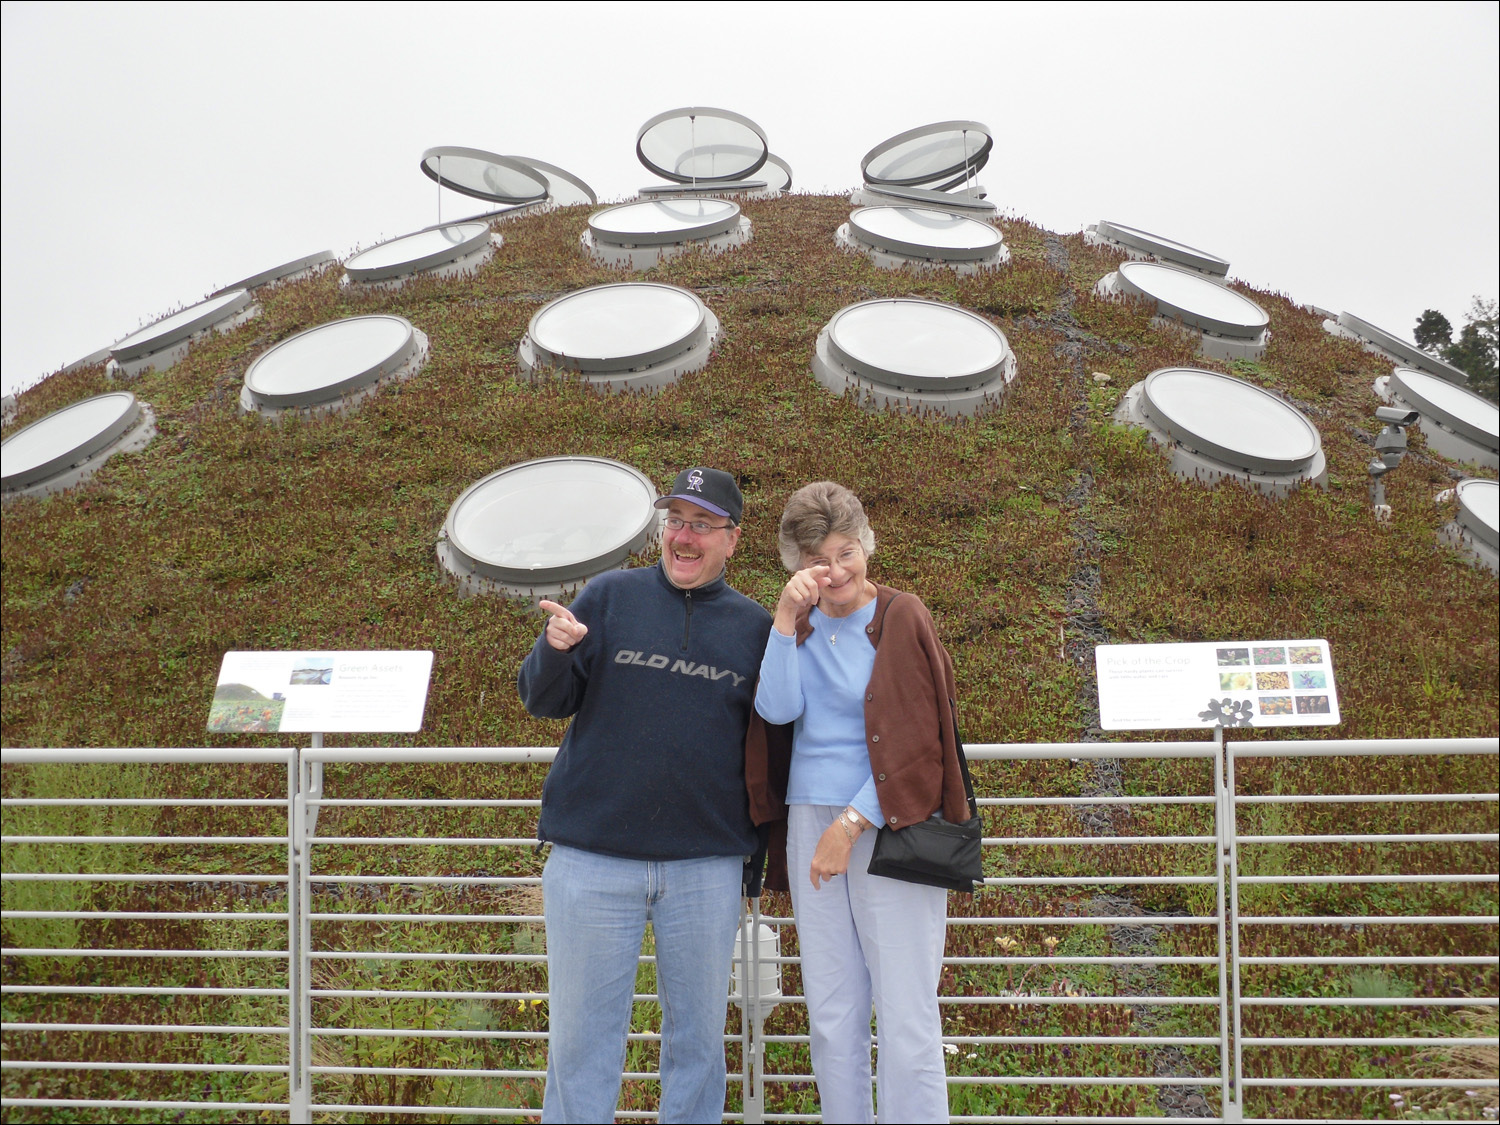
[{"left": 787, "top": 803, "right": 950, "bottom": 1124}]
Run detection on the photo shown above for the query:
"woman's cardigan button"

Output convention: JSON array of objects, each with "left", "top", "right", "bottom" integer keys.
[
  {"left": 889, "top": 816, "right": 900, "bottom": 824},
  {"left": 870, "top": 734, "right": 880, "bottom": 743},
  {"left": 877, "top": 772, "right": 886, "bottom": 781},
  {"left": 866, "top": 693, "right": 873, "bottom": 701}
]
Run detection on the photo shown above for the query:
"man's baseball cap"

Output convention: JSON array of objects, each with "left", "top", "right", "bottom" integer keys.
[{"left": 654, "top": 467, "right": 744, "bottom": 524}]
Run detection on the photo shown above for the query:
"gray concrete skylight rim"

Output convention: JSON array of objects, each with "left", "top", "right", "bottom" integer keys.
[
  {"left": 1455, "top": 479, "right": 1499, "bottom": 551},
  {"left": 110, "top": 289, "right": 254, "bottom": 362},
  {"left": 1334, "top": 311, "right": 1470, "bottom": 384},
  {"left": 1093, "top": 220, "right": 1229, "bottom": 276},
  {"left": 243, "top": 315, "right": 421, "bottom": 408},
  {"left": 850, "top": 183, "right": 997, "bottom": 215},
  {"left": 420, "top": 146, "right": 550, "bottom": 205},
  {"left": 636, "top": 106, "right": 768, "bottom": 184},
  {"left": 825, "top": 298, "right": 1011, "bottom": 392},
  {"left": 1139, "top": 367, "right": 1322, "bottom": 474},
  {"left": 1115, "top": 261, "right": 1270, "bottom": 338},
  {"left": 344, "top": 222, "right": 493, "bottom": 282},
  {"left": 1, "top": 391, "right": 141, "bottom": 489},
  {"left": 1386, "top": 368, "right": 1500, "bottom": 452},
  {"left": 587, "top": 199, "right": 742, "bottom": 247},
  {"left": 760, "top": 153, "right": 793, "bottom": 192},
  {"left": 846, "top": 206, "right": 1003, "bottom": 262},
  {"left": 441, "top": 456, "right": 661, "bottom": 585},
  {"left": 860, "top": 120, "right": 993, "bottom": 187},
  {"left": 211, "top": 252, "right": 336, "bottom": 296},
  {"left": 525, "top": 283, "right": 711, "bottom": 373}
]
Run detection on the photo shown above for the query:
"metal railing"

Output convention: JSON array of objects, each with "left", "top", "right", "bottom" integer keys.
[{"left": 3, "top": 736, "right": 1495, "bottom": 1123}]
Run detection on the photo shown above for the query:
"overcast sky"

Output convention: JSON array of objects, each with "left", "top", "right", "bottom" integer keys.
[{"left": 3, "top": 2, "right": 1497, "bottom": 397}]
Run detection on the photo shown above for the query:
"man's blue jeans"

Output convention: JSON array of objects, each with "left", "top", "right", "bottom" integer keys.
[{"left": 541, "top": 844, "right": 744, "bottom": 1124}]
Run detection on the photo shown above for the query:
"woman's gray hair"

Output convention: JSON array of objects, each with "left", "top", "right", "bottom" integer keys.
[{"left": 777, "top": 481, "right": 876, "bottom": 571}]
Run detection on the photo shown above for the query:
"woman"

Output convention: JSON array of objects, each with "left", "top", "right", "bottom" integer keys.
[{"left": 748, "top": 481, "right": 969, "bottom": 1124}]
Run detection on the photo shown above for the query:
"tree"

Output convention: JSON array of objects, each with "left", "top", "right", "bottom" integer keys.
[
  {"left": 1412, "top": 309, "right": 1453, "bottom": 353},
  {"left": 1445, "top": 297, "right": 1498, "bottom": 403}
]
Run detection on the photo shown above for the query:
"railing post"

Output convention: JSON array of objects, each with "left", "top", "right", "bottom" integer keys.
[
  {"left": 287, "top": 740, "right": 314, "bottom": 1124},
  {"left": 1220, "top": 727, "right": 1245, "bottom": 1123}
]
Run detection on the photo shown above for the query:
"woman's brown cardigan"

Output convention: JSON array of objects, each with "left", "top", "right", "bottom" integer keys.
[{"left": 743, "top": 584, "right": 970, "bottom": 893}]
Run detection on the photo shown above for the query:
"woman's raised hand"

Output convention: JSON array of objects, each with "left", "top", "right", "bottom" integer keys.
[
  {"left": 773, "top": 565, "right": 830, "bottom": 636},
  {"left": 538, "top": 600, "right": 589, "bottom": 651}
]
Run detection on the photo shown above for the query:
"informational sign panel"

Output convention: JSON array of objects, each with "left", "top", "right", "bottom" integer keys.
[
  {"left": 1096, "top": 639, "right": 1339, "bottom": 731},
  {"left": 207, "top": 650, "right": 433, "bottom": 733}
]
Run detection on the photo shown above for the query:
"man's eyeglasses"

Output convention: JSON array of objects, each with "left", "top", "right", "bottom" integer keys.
[{"left": 664, "top": 516, "right": 732, "bottom": 534}]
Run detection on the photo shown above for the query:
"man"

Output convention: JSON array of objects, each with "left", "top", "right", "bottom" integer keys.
[{"left": 517, "top": 466, "right": 773, "bottom": 1124}]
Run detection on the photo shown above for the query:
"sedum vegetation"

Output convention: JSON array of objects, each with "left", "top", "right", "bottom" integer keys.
[{"left": 2, "top": 194, "right": 1496, "bottom": 1122}]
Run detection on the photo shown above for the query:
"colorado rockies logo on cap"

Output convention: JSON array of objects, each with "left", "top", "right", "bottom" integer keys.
[{"left": 687, "top": 469, "right": 705, "bottom": 493}]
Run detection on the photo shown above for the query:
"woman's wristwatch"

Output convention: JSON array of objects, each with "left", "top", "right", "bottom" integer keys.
[{"left": 838, "top": 807, "right": 866, "bottom": 842}]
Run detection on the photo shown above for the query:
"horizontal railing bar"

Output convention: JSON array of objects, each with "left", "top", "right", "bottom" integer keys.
[
  {"left": 308, "top": 951, "right": 543, "bottom": 963},
  {"left": 3, "top": 985, "right": 287, "bottom": 998},
  {"left": 1, "top": 1022, "right": 289, "bottom": 1033},
  {"left": 1240, "top": 997, "right": 1499, "bottom": 1007},
  {"left": 312, "top": 988, "right": 544, "bottom": 1001},
  {"left": 0, "top": 1060, "right": 289, "bottom": 1073},
  {"left": 1, "top": 748, "right": 294, "bottom": 764},
  {"left": 0, "top": 1098, "right": 291, "bottom": 1111},
  {"left": 766, "top": 1034, "right": 1222, "bottom": 1046},
  {"left": 1239, "top": 874, "right": 1498, "bottom": 884},
  {"left": 985, "top": 836, "right": 1214, "bottom": 845},
  {"left": 1241, "top": 1037, "right": 1499, "bottom": 1046},
  {"left": 1241, "top": 955, "right": 1498, "bottom": 964},
  {"left": 1, "top": 947, "right": 286, "bottom": 958},
  {"left": 306, "top": 912, "right": 539, "bottom": 923},
  {"left": 1238, "top": 915, "right": 1498, "bottom": 925},
  {"left": 1231, "top": 737, "right": 1498, "bottom": 758},
  {"left": 981, "top": 796, "right": 1214, "bottom": 806},
  {"left": 2, "top": 835, "right": 288, "bottom": 845},
  {"left": 1239, "top": 832, "right": 1498, "bottom": 843},
  {"left": 310, "top": 875, "right": 540, "bottom": 885},
  {"left": 4, "top": 911, "right": 288, "bottom": 921},
  {"left": 1242, "top": 1077, "right": 1498, "bottom": 1087},
  {"left": 1, "top": 872, "right": 286, "bottom": 883},
  {"left": 981, "top": 877, "right": 1218, "bottom": 885},
  {"left": 304, "top": 747, "right": 559, "bottom": 763},
  {"left": 309, "top": 836, "right": 538, "bottom": 846},
  {"left": 969, "top": 743, "right": 1216, "bottom": 758},
  {"left": 764, "top": 1073, "right": 1210, "bottom": 1087},
  {"left": 946, "top": 916, "right": 1217, "bottom": 926},
  {"left": 2, "top": 798, "right": 286, "bottom": 807},
  {"left": 945, "top": 956, "right": 1220, "bottom": 966},
  {"left": 310, "top": 1065, "right": 548, "bottom": 1078},
  {"left": 314, "top": 798, "right": 540, "bottom": 807},
  {"left": 1236, "top": 792, "right": 1498, "bottom": 804}
]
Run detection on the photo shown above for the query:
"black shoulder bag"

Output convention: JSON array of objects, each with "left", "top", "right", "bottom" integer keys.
[{"left": 866, "top": 702, "right": 983, "bottom": 892}]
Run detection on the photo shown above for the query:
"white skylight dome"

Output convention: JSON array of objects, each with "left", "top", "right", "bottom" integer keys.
[
  {"left": 1325, "top": 311, "right": 1470, "bottom": 384},
  {"left": 240, "top": 315, "right": 429, "bottom": 419},
  {"left": 507, "top": 156, "right": 597, "bottom": 207},
  {"left": 1440, "top": 478, "right": 1499, "bottom": 575},
  {"left": 2, "top": 391, "right": 157, "bottom": 501},
  {"left": 836, "top": 206, "right": 1009, "bottom": 273},
  {"left": 437, "top": 456, "right": 662, "bottom": 601},
  {"left": 582, "top": 198, "right": 751, "bottom": 268},
  {"left": 517, "top": 283, "right": 721, "bottom": 392},
  {"left": 211, "top": 251, "right": 335, "bottom": 297},
  {"left": 1114, "top": 367, "right": 1327, "bottom": 495},
  {"left": 109, "top": 289, "right": 258, "bottom": 377},
  {"left": 1376, "top": 368, "right": 1499, "bottom": 469},
  {"left": 1084, "top": 220, "right": 1229, "bottom": 278},
  {"left": 421, "top": 146, "right": 550, "bottom": 207},
  {"left": 812, "top": 297, "right": 1016, "bottom": 416},
  {"left": 344, "top": 222, "right": 497, "bottom": 288},
  {"left": 1097, "top": 261, "right": 1270, "bottom": 360}
]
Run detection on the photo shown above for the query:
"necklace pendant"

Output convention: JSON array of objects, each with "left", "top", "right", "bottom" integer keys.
[{"left": 828, "top": 634, "right": 837, "bottom": 645}]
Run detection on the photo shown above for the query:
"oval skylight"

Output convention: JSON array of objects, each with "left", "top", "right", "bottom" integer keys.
[
  {"left": 840, "top": 206, "right": 1007, "bottom": 271},
  {"left": 241, "top": 315, "right": 427, "bottom": 416},
  {"left": 760, "top": 153, "right": 793, "bottom": 192},
  {"left": 213, "top": 251, "right": 335, "bottom": 296},
  {"left": 507, "top": 156, "right": 597, "bottom": 206},
  {"left": 518, "top": 283, "right": 720, "bottom": 391},
  {"left": 861, "top": 121, "right": 992, "bottom": 187},
  {"left": 1330, "top": 311, "right": 1470, "bottom": 384},
  {"left": 1115, "top": 367, "right": 1326, "bottom": 494},
  {"left": 110, "top": 288, "right": 256, "bottom": 375},
  {"left": 1442, "top": 478, "right": 1499, "bottom": 575},
  {"left": 2, "top": 391, "right": 156, "bottom": 498},
  {"left": 344, "top": 222, "right": 494, "bottom": 284},
  {"left": 589, "top": 199, "right": 742, "bottom": 246},
  {"left": 1088, "top": 220, "right": 1229, "bottom": 277},
  {"left": 420, "top": 147, "right": 549, "bottom": 205},
  {"left": 438, "top": 456, "right": 661, "bottom": 598},
  {"left": 1380, "top": 367, "right": 1500, "bottom": 468},
  {"left": 1103, "top": 261, "right": 1269, "bottom": 359},
  {"left": 636, "top": 107, "right": 768, "bottom": 183},
  {"left": 812, "top": 298, "right": 1016, "bottom": 416}
]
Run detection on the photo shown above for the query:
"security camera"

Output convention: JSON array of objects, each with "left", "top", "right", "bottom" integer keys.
[{"left": 1375, "top": 406, "right": 1420, "bottom": 426}]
